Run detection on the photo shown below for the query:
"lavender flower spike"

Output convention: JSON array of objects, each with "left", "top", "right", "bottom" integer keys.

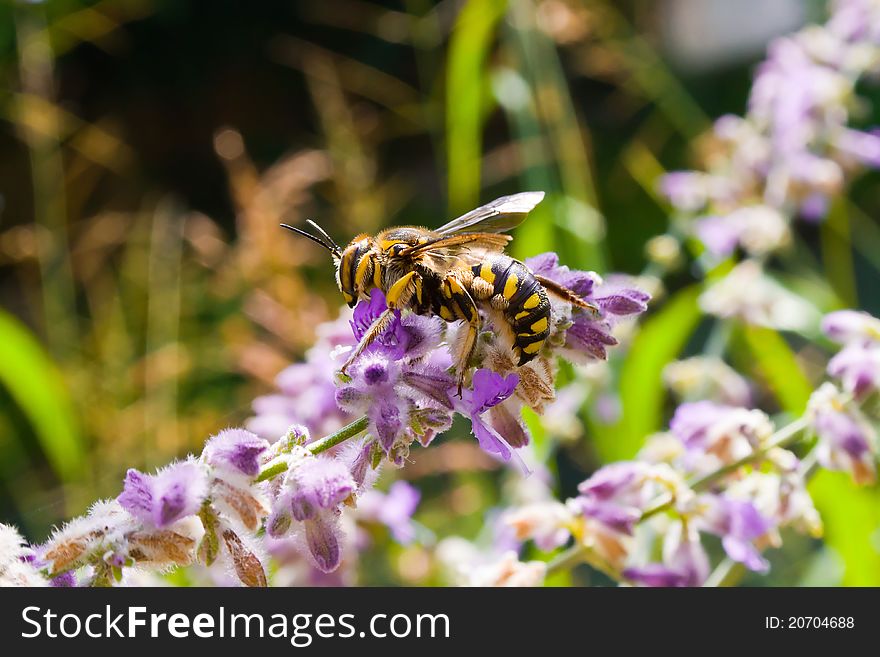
[{"left": 118, "top": 459, "right": 209, "bottom": 528}]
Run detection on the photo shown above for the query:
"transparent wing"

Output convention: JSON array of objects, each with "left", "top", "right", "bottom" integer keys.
[
  {"left": 435, "top": 191, "right": 545, "bottom": 236},
  {"left": 399, "top": 232, "right": 511, "bottom": 259}
]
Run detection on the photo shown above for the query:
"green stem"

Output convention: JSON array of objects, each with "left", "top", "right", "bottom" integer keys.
[
  {"left": 547, "top": 544, "right": 589, "bottom": 574},
  {"left": 546, "top": 542, "right": 625, "bottom": 583},
  {"left": 254, "top": 460, "right": 288, "bottom": 484},
  {"left": 307, "top": 416, "right": 370, "bottom": 455},
  {"left": 255, "top": 416, "right": 370, "bottom": 483},
  {"left": 704, "top": 557, "right": 745, "bottom": 587}
]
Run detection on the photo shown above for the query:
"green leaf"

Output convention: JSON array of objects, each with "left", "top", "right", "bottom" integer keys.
[
  {"left": 809, "top": 470, "right": 880, "bottom": 586},
  {"left": 820, "top": 196, "right": 857, "bottom": 307},
  {"left": 446, "top": 0, "right": 508, "bottom": 213},
  {"left": 740, "top": 325, "right": 813, "bottom": 415},
  {"left": 0, "top": 308, "right": 85, "bottom": 481},
  {"left": 596, "top": 285, "right": 702, "bottom": 462}
]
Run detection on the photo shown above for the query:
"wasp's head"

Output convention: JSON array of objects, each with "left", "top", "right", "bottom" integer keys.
[{"left": 336, "top": 236, "right": 379, "bottom": 307}]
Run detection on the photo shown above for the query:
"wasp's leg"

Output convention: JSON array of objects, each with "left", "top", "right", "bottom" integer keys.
[
  {"left": 385, "top": 270, "right": 422, "bottom": 309},
  {"left": 340, "top": 271, "right": 422, "bottom": 374},
  {"left": 441, "top": 274, "right": 481, "bottom": 396},
  {"left": 533, "top": 274, "right": 599, "bottom": 315},
  {"left": 340, "top": 308, "right": 396, "bottom": 374}
]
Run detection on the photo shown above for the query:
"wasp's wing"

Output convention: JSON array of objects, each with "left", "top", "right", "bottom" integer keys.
[
  {"left": 435, "top": 191, "right": 545, "bottom": 236},
  {"left": 399, "top": 232, "right": 511, "bottom": 259}
]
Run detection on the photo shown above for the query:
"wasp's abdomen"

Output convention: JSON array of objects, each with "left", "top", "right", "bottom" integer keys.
[{"left": 471, "top": 257, "right": 551, "bottom": 366}]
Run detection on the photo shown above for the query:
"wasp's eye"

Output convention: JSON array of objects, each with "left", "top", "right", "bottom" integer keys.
[{"left": 392, "top": 244, "right": 406, "bottom": 256}]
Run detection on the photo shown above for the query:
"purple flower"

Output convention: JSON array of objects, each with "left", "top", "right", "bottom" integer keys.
[
  {"left": 350, "top": 290, "right": 402, "bottom": 349},
  {"left": 695, "top": 215, "right": 741, "bottom": 256},
  {"left": 624, "top": 564, "right": 693, "bottom": 587},
  {"left": 572, "top": 462, "right": 681, "bottom": 536},
  {"left": 202, "top": 428, "right": 269, "bottom": 477},
  {"left": 456, "top": 369, "right": 520, "bottom": 461},
  {"left": 569, "top": 463, "right": 691, "bottom": 573},
  {"left": 661, "top": 1, "right": 880, "bottom": 256},
  {"left": 659, "top": 171, "right": 710, "bottom": 212},
  {"left": 118, "top": 460, "right": 208, "bottom": 528},
  {"left": 287, "top": 457, "right": 356, "bottom": 521},
  {"left": 525, "top": 252, "right": 599, "bottom": 299},
  {"left": 808, "top": 383, "right": 877, "bottom": 485},
  {"left": 357, "top": 481, "right": 421, "bottom": 544},
  {"left": 592, "top": 280, "right": 650, "bottom": 317},
  {"left": 268, "top": 455, "right": 357, "bottom": 573},
  {"left": 668, "top": 401, "right": 772, "bottom": 474},
  {"left": 304, "top": 513, "right": 343, "bottom": 573},
  {"left": 349, "top": 289, "right": 444, "bottom": 360},
  {"left": 523, "top": 253, "right": 649, "bottom": 365},
  {"left": 49, "top": 570, "right": 77, "bottom": 587},
  {"left": 563, "top": 316, "right": 618, "bottom": 360},
  {"left": 699, "top": 495, "right": 772, "bottom": 573},
  {"left": 822, "top": 310, "right": 880, "bottom": 344},
  {"left": 835, "top": 128, "right": 880, "bottom": 167},
  {"left": 336, "top": 294, "right": 454, "bottom": 461},
  {"left": 827, "top": 341, "right": 880, "bottom": 398},
  {"left": 368, "top": 397, "right": 408, "bottom": 453},
  {"left": 624, "top": 523, "right": 709, "bottom": 587}
]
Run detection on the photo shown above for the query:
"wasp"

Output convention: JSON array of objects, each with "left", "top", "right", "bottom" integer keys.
[{"left": 282, "top": 192, "right": 596, "bottom": 392}]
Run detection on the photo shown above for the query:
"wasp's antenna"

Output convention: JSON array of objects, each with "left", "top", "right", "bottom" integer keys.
[
  {"left": 280, "top": 223, "right": 340, "bottom": 257},
  {"left": 305, "top": 219, "right": 341, "bottom": 256}
]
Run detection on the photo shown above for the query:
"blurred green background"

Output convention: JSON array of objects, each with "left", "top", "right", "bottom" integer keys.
[{"left": 2, "top": 0, "right": 879, "bottom": 585}]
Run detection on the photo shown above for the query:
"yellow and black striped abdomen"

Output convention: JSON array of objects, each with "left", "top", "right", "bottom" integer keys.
[{"left": 471, "top": 257, "right": 551, "bottom": 366}]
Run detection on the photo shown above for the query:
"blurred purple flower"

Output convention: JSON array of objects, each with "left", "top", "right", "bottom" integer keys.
[
  {"left": 661, "top": 1, "right": 880, "bottom": 254},
  {"left": 625, "top": 523, "right": 709, "bottom": 587},
  {"left": 659, "top": 171, "right": 710, "bottom": 212},
  {"left": 699, "top": 495, "right": 772, "bottom": 573},
  {"left": 357, "top": 481, "right": 421, "bottom": 544},
  {"left": 827, "top": 341, "right": 880, "bottom": 399},
  {"left": 808, "top": 383, "right": 877, "bottom": 485},
  {"left": 571, "top": 462, "right": 675, "bottom": 536},
  {"left": 669, "top": 401, "right": 772, "bottom": 474},
  {"left": 822, "top": 309, "right": 880, "bottom": 344}
]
